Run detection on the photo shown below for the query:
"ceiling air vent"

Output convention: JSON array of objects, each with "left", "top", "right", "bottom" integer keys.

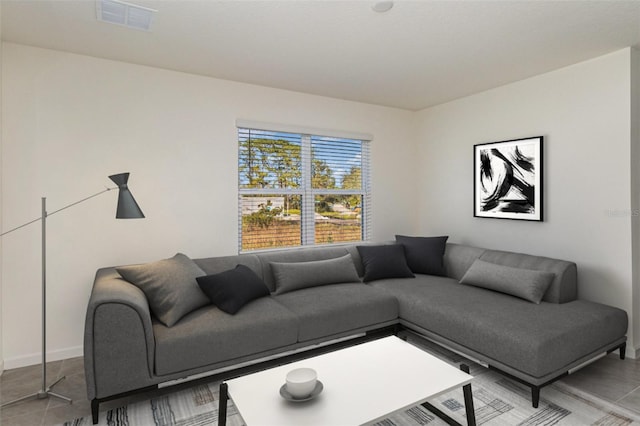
[{"left": 96, "top": 0, "right": 157, "bottom": 31}]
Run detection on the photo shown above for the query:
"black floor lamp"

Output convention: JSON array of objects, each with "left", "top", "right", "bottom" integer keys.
[{"left": 0, "top": 172, "right": 144, "bottom": 407}]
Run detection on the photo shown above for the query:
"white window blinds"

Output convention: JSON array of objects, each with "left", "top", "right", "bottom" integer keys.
[{"left": 238, "top": 126, "right": 371, "bottom": 252}]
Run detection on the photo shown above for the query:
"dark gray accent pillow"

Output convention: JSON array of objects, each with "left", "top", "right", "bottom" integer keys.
[
  {"left": 460, "top": 259, "right": 554, "bottom": 304},
  {"left": 117, "top": 253, "right": 210, "bottom": 327},
  {"left": 357, "top": 244, "right": 415, "bottom": 282},
  {"left": 395, "top": 235, "right": 448, "bottom": 276},
  {"left": 196, "top": 265, "right": 270, "bottom": 314},
  {"left": 271, "top": 254, "right": 361, "bottom": 295}
]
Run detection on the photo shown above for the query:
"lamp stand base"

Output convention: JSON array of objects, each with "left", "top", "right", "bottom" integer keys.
[{"left": 1, "top": 376, "right": 72, "bottom": 407}]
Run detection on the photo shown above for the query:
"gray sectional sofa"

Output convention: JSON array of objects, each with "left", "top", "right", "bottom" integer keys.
[{"left": 84, "top": 240, "right": 628, "bottom": 424}]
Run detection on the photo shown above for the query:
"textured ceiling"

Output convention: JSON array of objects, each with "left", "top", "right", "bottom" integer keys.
[{"left": 2, "top": 0, "right": 640, "bottom": 110}]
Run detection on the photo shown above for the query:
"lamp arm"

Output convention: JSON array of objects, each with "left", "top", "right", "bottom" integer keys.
[{"left": 0, "top": 187, "right": 116, "bottom": 237}]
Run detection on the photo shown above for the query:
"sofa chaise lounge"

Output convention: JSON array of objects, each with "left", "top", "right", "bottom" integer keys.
[{"left": 84, "top": 239, "right": 628, "bottom": 424}]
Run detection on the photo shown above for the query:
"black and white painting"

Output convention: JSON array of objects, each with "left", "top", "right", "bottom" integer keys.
[{"left": 474, "top": 136, "right": 543, "bottom": 221}]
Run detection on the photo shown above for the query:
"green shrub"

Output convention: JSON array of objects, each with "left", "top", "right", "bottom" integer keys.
[{"left": 244, "top": 202, "right": 283, "bottom": 229}]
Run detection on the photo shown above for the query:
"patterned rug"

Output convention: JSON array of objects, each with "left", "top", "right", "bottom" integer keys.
[{"left": 62, "top": 340, "right": 640, "bottom": 426}]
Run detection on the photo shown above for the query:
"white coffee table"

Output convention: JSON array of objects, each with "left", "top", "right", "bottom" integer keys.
[{"left": 219, "top": 336, "right": 476, "bottom": 426}]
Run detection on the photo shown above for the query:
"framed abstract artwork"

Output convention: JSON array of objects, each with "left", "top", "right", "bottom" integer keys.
[{"left": 474, "top": 136, "right": 543, "bottom": 221}]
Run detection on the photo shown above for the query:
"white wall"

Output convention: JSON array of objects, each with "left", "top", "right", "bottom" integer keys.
[
  {"left": 415, "top": 48, "right": 637, "bottom": 356},
  {"left": 3, "top": 41, "right": 638, "bottom": 367},
  {"left": 632, "top": 47, "right": 640, "bottom": 354},
  {"left": 0, "top": 0, "right": 4, "bottom": 375},
  {"left": 0, "top": 42, "right": 418, "bottom": 368}
]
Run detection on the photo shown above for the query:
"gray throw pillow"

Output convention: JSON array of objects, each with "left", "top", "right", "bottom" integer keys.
[
  {"left": 271, "top": 254, "right": 361, "bottom": 295},
  {"left": 117, "top": 253, "right": 210, "bottom": 327},
  {"left": 460, "top": 259, "right": 554, "bottom": 304}
]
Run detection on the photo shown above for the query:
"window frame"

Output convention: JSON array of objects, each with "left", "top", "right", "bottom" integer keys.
[{"left": 237, "top": 122, "right": 372, "bottom": 252}]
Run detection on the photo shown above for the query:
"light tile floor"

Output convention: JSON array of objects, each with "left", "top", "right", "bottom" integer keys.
[
  {"left": 561, "top": 351, "right": 640, "bottom": 413},
  {"left": 0, "top": 352, "right": 639, "bottom": 425}
]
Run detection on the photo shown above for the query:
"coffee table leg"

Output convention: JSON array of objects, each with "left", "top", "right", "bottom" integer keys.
[
  {"left": 460, "top": 364, "right": 476, "bottom": 426},
  {"left": 421, "top": 364, "right": 476, "bottom": 426},
  {"left": 219, "top": 382, "right": 228, "bottom": 426}
]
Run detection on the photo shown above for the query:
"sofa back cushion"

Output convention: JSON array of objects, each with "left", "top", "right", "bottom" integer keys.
[
  {"left": 192, "top": 242, "right": 576, "bottom": 303},
  {"left": 195, "top": 254, "right": 262, "bottom": 278},
  {"left": 443, "top": 243, "right": 485, "bottom": 281}
]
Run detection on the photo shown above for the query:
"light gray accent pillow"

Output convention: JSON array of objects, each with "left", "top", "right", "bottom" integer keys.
[
  {"left": 117, "top": 253, "right": 210, "bottom": 327},
  {"left": 271, "top": 254, "right": 361, "bottom": 295},
  {"left": 459, "top": 259, "right": 554, "bottom": 304}
]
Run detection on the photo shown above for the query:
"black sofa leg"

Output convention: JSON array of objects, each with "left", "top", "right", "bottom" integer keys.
[
  {"left": 91, "top": 399, "right": 99, "bottom": 424},
  {"left": 532, "top": 387, "right": 540, "bottom": 408},
  {"left": 620, "top": 342, "right": 627, "bottom": 360}
]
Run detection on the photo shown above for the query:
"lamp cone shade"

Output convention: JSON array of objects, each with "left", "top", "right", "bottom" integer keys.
[{"left": 108, "top": 173, "right": 145, "bottom": 219}]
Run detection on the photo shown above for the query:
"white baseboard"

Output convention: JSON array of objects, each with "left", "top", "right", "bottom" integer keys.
[
  {"left": 0, "top": 359, "right": 4, "bottom": 375},
  {"left": 3, "top": 346, "right": 83, "bottom": 370}
]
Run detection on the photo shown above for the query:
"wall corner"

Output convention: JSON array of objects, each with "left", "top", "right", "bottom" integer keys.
[
  {"left": 630, "top": 46, "right": 640, "bottom": 360},
  {"left": 0, "top": 0, "right": 5, "bottom": 376}
]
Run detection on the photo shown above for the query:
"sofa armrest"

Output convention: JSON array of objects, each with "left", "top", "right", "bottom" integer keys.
[{"left": 84, "top": 268, "right": 157, "bottom": 400}]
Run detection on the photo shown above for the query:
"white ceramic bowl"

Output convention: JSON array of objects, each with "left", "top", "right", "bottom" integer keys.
[{"left": 285, "top": 368, "right": 317, "bottom": 398}]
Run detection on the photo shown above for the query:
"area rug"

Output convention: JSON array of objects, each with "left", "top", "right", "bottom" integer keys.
[{"left": 61, "top": 340, "right": 640, "bottom": 426}]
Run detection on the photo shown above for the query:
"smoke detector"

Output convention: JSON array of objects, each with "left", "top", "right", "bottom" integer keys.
[{"left": 96, "top": 0, "right": 157, "bottom": 31}]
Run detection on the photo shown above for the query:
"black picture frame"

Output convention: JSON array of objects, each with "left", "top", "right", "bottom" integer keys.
[{"left": 474, "top": 136, "right": 543, "bottom": 221}]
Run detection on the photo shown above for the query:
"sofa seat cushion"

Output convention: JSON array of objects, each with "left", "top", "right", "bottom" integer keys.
[
  {"left": 371, "top": 276, "right": 628, "bottom": 378},
  {"left": 273, "top": 284, "right": 399, "bottom": 342},
  {"left": 153, "top": 297, "right": 298, "bottom": 376}
]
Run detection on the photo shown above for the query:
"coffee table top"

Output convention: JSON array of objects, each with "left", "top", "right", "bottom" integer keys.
[{"left": 225, "top": 336, "right": 473, "bottom": 425}]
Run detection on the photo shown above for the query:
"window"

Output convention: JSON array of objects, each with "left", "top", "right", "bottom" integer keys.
[{"left": 238, "top": 125, "right": 371, "bottom": 252}]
